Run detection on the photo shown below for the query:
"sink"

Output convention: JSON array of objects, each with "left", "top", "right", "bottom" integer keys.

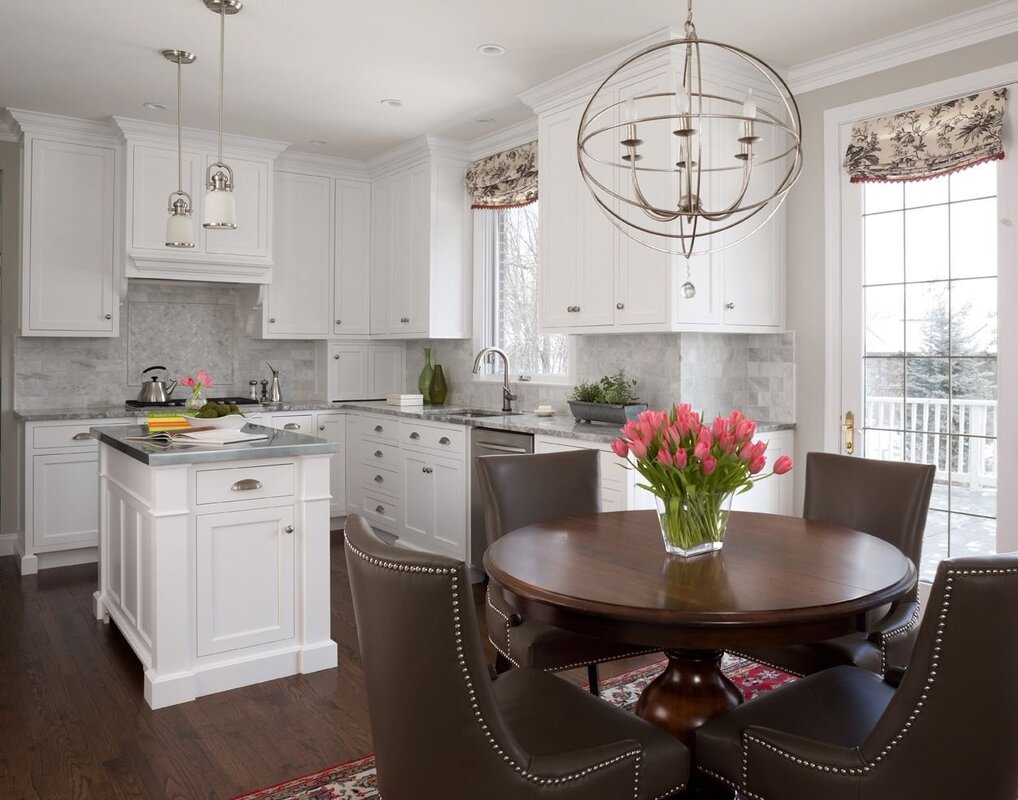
[{"left": 444, "top": 408, "right": 522, "bottom": 418}]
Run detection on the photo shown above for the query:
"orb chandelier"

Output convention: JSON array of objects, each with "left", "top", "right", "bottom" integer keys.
[{"left": 577, "top": 0, "right": 802, "bottom": 276}]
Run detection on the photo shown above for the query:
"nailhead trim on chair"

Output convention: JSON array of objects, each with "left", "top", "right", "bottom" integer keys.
[
  {"left": 735, "top": 566, "right": 1018, "bottom": 797},
  {"left": 877, "top": 602, "right": 921, "bottom": 674},
  {"left": 346, "top": 539, "right": 663, "bottom": 797},
  {"left": 486, "top": 588, "right": 522, "bottom": 668}
]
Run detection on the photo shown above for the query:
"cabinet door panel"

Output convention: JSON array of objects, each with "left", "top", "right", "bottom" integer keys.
[
  {"left": 317, "top": 414, "right": 347, "bottom": 516},
  {"left": 27, "top": 139, "right": 117, "bottom": 333},
  {"left": 388, "top": 163, "right": 430, "bottom": 334},
  {"left": 369, "top": 175, "right": 392, "bottom": 335},
  {"left": 430, "top": 456, "right": 466, "bottom": 558},
  {"left": 367, "top": 346, "right": 403, "bottom": 398},
  {"left": 131, "top": 144, "right": 202, "bottom": 252},
  {"left": 196, "top": 505, "right": 295, "bottom": 656},
  {"left": 203, "top": 155, "right": 270, "bottom": 258},
  {"left": 269, "top": 172, "right": 332, "bottom": 336},
  {"left": 329, "top": 346, "right": 369, "bottom": 401},
  {"left": 538, "top": 107, "right": 581, "bottom": 329},
  {"left": 400, "top": 450, "right": 431, "bottom": 549},
  {"left": 31, "top": 452, "right": 99, "bottom": 551},
  {"left": 334, "top": 180, "right": 371, "bottom": 335}
]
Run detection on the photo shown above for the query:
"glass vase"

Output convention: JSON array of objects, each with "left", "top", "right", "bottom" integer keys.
[
  {"left": 655, "top": 491, "right": 734, "bottom": 557},
  {"left": 418, "top": 347, "right": 434, "bottom": 403},
  {"left": 184, "top": 387, "right": 206, "bottom": 412},
  {"left": 429, "top": 364, "right": 448, "bottom": 405}
]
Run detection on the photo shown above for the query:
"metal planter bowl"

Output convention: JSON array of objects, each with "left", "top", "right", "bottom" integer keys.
[{"left": 567, "top": 400, "right": 648, "bottom": 425}]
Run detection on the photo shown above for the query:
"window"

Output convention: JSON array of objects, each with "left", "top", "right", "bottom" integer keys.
[{"left": 476, "top": 201, "right": 570, "bottom": 381}]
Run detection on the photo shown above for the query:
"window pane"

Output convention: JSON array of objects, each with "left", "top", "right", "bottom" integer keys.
[
  {"left": 951, "top": 278, "right": 997, "bottom": 355},
  {"left": 906, "top": 358, "right": 949, "bottom": 437},
  {"left": 951, "top": 357, "right": 996, "bottom": 402},
  {"left": 905, "top": 281, "right": 948, "bottom": 355},
  {"left": 950, "top": 198, "right": 997, "bottom": 278},
  {"left": 905, "top": 205, "right": 948, "bottom": 282},
  {"left": 922, "top": 509, "right": 950, "bottom": 582},
  {"left": 865, "top": 284, "right": 904, "bottom": 354},
  {"left": 864, "top": 358, "right": 902, "bottom": 429},
  {"left": 950, "top": 513, "right": 996, "bottom": 560},
  {"left": 950, "top": 160, "right": 996, "bottom": 201},
  {"left": 864, "top": 181, "right": 903, "bottom": 214},
  {"left": 864, "top": 211, "right": 903, "bottom": 284},
  {"left": 905, "top": 176, "right": 948, "bottom": 208},
  {"left": 865, "top": 428, "right": 903, "bottom": 461}
]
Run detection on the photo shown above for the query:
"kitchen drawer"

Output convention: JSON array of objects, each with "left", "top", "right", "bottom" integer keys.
[
  {"left": 600, "top": 451, "right": 626, "bottom": 487},
  {"left": 601, "top": 485, "right": 625, "bottom": 512},
  {"left": 354, "top": 461, "right": 400, "bottom": 498},
  {"left": 33, "top": 420, "right": 127, "bottom": 450},
  {"left": 360, "top": 415, "right": 398, "bottom": 444},
  {"left": 359, "top": 490, "right": 400, "bottom": 532},
  {"left": 399, "top": 421, "right": 465, "bottom": 455},
  {"left": 263, "top": 414, "right": 314, "bottom": 435},
  {"left": 358, "top": 440, "right": 401, "bottom": 471},
  {"left": 195, "top": 463, "right": 295, "bottom": 505}
]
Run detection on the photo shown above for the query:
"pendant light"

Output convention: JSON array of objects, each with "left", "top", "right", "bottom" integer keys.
[
  {"left": 163, "top": 49, "right": 197, "bottom": 248},
  {"left": 202, "top": 0, "right": 241, "bottom": 230}
]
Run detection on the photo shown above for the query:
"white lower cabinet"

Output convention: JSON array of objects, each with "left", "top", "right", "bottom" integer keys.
[
  {"left": 262, "top": 413, "right": 315, "bottom": 436},
  {"left": 400, "top": 448, "right": 467, "bottom": 558},
  {"left": 316, "top": 412, "right": 347, "bottom": 517},
  {"left": 729, "top": 430, "right": 794, "bottom": 516},
  {"left": 195, "top": 505, "right": 296, "bottom": 657}
]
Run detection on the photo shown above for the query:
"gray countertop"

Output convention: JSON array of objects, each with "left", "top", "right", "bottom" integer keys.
[
  {"left": 23, "top": 400, "right": 795, "bottom": 447},
  {"left": 90, "top": 422, "right": 340, "bottom": 466}
]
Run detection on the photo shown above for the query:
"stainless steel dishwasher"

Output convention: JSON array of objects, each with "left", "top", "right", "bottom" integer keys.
[{"left": 470, "top": 427, "right": 534, "bottom": 571}]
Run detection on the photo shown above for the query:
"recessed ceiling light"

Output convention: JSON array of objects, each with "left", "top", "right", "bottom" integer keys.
[
  {"left": 477, "top": 44, "right": 506, "bottom": 57},
  {"left": 380, "top": 98, "right": 403, "bottom": 108},
  {"left": 309, "top": 139, "right": 329, "bottom": 146},
  {"left": 143, "top": 101, "right": 168, "bottom": 111},
  {"left": 475, "top": 117, "right": 496, "bottom": 124}
]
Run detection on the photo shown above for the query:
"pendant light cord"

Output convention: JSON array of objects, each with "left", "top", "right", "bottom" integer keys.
[
  {"left": 177, "top": 58, "right": 183, "bottom": 194},
  {"left": 218, "top": 1, "right": 225, "bottom": 165}
]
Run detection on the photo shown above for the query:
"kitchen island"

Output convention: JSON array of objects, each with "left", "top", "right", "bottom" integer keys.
[{"left": 90, "top": 423, "right": 340, "bottom": 709}]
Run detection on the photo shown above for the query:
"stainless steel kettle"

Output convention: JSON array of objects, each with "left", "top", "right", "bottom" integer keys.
[{"left": 136, "top": 365, "right": 179, "bottom": 404}]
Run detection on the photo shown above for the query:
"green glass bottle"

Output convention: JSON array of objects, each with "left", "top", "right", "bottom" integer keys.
[
  {"left": 429, "top": 364, "right": 448, "bottom": 405},
  {"left": 418, "top": 347, "right": 433, "bottom": 403}
]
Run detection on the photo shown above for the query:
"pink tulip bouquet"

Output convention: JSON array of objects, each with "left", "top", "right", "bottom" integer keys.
[
  {"left": 612, "top": 404, "right": 792, "bottom": 557},
  {"left": 180, "top": 369, "right": 214, "bottom": 411}
]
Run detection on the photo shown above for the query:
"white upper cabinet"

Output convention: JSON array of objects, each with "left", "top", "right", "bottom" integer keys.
[
  {"left": 115, "top": 118, "right": 287, "bottom": 283},
  {"left": 334, "top": 180, "right": 371, "bottom": 335},
  {"left": 8, "top": 111, "right": 122, "bottom": 337},
  {"left": 369, "top": 138, "right": 471, "bottom": 339},
  {"left": 521, "top": 36, "right": 785, "bottom": 334}
]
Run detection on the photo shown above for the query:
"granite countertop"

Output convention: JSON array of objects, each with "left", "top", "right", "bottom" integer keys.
[
  {"left": 21, "top": 399, "right": 795, "bottom": 446},
  {"left": 90, "top": 422, "right": 340, "bottom": 466}
]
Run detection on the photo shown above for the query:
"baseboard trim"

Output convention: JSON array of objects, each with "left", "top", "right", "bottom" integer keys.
[{"left": 0, "top": 533, "right": 15, "bottom": 557}]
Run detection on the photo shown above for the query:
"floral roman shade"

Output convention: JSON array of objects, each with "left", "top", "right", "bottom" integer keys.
[
  {"left": 464, "top": 141, "right": 538, "bottom": 209},
  {"left": 843, "top": 88, "right": 1007, "bottom": 183}
]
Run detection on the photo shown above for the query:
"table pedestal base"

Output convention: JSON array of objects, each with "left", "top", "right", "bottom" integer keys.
[{"left": 634, "top": 649, "right": 743, "bottom": 747}]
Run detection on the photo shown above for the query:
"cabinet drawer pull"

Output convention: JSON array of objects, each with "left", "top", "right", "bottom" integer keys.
[
  {"left": 725, "top": 302, "right": 735, "bottom": 309},
  {"left": 374, "top": 450, "right": 384, "bottom": 458},
  {"left": 374, "top": 425, "right": 384, "bottom": 433},
  {"left": 439, "top": 436, "right": 451, "bottom": 445},
  {"left": 283, "top": 423, "right": 300, "bottom": 430},
  {"left": 72, "top": 432, "right": 92, "bottom": 441},
  {"left": 409, "top": 431, "right": 420, "bottom": 440},
  {"left": 422, "top": 466, "right": 433, "bottom": 474},
  {"left": 374, "top": 474, "right": 384, "bottom": 483},
  {"left": 375, "top": 504, "right": 386, "bottom": 514},
  {"left": 283, "top": 525, "right": 294, "bottom": 534},
  {"left": 231, "top": 479, "right": 263, "bottom": 492}
]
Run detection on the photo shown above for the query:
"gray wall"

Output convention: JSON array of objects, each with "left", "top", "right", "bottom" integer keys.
[
  {"left": 404, "top": 331, "right": 795, "bottom": 422},
  {"left": 786, "top": 32, "right": 1018, "bottom": 507}
]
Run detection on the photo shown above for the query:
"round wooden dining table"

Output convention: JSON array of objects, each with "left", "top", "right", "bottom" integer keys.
[{"left": 483, "top": 509, "right": 916, "bottom": 746}]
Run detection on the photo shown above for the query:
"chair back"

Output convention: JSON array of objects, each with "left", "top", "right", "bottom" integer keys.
[
  {"left": 475, "top": 449, "right": 600, "bottom": 548},
  {"left": 803, "top": 452, "right": 934, "bottom": 602},
  {"left": 861, "top": 553, "right": 1018, "bottom": 798},
  {"left": 343, "top": 514, "right": 530, "bottom": 798}
]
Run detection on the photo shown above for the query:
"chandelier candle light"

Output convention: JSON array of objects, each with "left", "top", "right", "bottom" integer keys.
[
  {"left": 202, "top": 0, "right": 241, "bottom": 230},
  {"left": 163, "top": 49, "right": 197, "bottom": 248},
  {"left": 577, "top": 0, "right": 802, "bottom": 293},
  {"left": 612, "top": 406, "right": 792, "bottom": 557}
]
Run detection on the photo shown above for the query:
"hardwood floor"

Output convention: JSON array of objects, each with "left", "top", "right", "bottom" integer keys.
[{"left": 0, "top": 533, "right": 662, "bottom": 799}]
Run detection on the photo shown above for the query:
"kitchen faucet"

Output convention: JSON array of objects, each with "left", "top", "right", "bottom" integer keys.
[{"left": 471, "top": 347, "right": 517, "bottom": 413}]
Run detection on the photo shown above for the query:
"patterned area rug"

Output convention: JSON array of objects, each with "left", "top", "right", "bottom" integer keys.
[{"left": 232, "top": 655, "right": 795, "bottom": 800}]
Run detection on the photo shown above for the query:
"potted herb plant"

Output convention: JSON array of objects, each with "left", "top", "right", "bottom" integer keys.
[{"left": 567, "top": 369, "right": 648, "bottom": 424}]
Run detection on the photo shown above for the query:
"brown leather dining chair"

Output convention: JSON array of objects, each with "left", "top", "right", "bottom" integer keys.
[
  {"left": 695, "top": 552, "right": 1018, "bottom": 800},
  {"left": 344, "top": 514, "right": 690, "bottom": 800},
  {"left": 736, "top": 451, "right": 935, "bottom": 676},
  {"left": 476, "top": 450, "right": 657, "bottom": 695}
]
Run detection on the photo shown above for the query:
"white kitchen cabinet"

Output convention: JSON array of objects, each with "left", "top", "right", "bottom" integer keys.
[
  {"left": 262, "top": 413, "right": 315, "bottom": 436},
  {"left": 369, "top": 139, "right": 471, "bottom": 338},
  {"left": 334, "top": 179, "right": 371, "bottom": 335},
  {"left": 127, "top": 143, "right": 203, "bottom": 253},
  {"left": 195, "top": 504, "right": 295, "bottom": 656},
  {"left": 316, "top": 412, "right": 347, "bottom": 517},
  {"left": 202, "top": 154, "right": 271, "bottom": 259},
  {"left": 327, "top": 342, "right": 404, "bottom": 401},
  {"left": 729, "top": 429, "right": 794, "bottom": 515},
  {"left": 19, "top": 135, "right": 120, "bottom": 336},
  {"left": 265, "top": 171, "right": 333, "bottom": 337}
]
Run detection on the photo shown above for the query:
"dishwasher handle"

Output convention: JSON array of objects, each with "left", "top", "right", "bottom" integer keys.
[{"left": 475, "top": 442, "right": 531, "bottom": 454}]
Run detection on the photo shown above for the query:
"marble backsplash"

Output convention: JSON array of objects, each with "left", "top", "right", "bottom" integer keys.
[
  {"left": 15, "top": 280, "right": 324, "bottom": 409},
  {"left": 403, "top": 332, "right": 795, "bottom": 423}
]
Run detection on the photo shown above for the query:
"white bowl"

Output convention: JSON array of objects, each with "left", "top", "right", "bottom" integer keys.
[{"left": 185, "top": 413, "right": 249, "bottom": 430}]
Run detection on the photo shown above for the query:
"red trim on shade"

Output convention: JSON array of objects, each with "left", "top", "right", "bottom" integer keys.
[
  {"left": 470, "top": 197, "right": 538, "bottom": 210},
  {"left": 849, "top": 151, "right": 1005, "bottom": 184}
]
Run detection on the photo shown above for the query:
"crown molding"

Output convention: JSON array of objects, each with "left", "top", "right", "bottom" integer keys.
[
  {"left": 0, "top": 110, "right": 17, "bottom": 143},
  {"left": 367, "top": 134, "right": 469, "bottom": 177},
  {"left": 5, "top": 108, "right": 122, "bottom": 144},
  {"left": 468, "top": 117, "right": 538, "bottom": 161},
  {"left": 788, "top": 0, "right": 1018, "bottom": 95},
  {"left": 112, "top": 117, "right": 290, "bottom": 159},
  {"left": 275, "top": 149, "right": 370, "bottom": 181}
]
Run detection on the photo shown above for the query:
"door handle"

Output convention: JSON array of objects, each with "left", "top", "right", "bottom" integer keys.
[
  {"left": 843, "top": 410, "right": 855, "bottom": 455},
  {"left": 476, "top": 443, "right": 529, "bottom": 454}
]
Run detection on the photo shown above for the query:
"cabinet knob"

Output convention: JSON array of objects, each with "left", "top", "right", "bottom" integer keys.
[
  {"left": 375, "top": 504, "right": 386, "bottom": 514},
  {"left": 319, "top": 424, "right": 325, "bottom": 431},
  {"left": 409, "top": 431, "right": 420, "bottom": 440},
  {"left": 283, "top": 423, "right": 300, "bottom": 430},
  {"left": 725, "top": 302, "right": 735, "bottom": 309},
  {"left": 104, "top": 313, "right": 112, "bottom": 320},
  {"left": 575, "top": 305, "right": 580, "bottom": 312},
  {"left": 335, "top": 319, "right": 342, "bottom": 325},
  {"left": 374, "top": 425, "right": 384, "bottom": 432},
  {"left": 439, "top": 436, "right": 451, "bottom": 445},
  {"left": 422, "top": 466, "right": 433, "bottom": 474},
  {"left": 334, "top": 354, "right": 340, "bottom": 359},
  {"left": 616, "top": 302, "right": 625, "bottom": 310},
  {"left": 374, "top": 450, "right": 384, "bottom": 458},
  {"left": 269, "top": 317, "right": 276, "bottom": 323},
  {"left": 283, "top": 525, "right": 294, "bottom": 534},
  {"left": 400, "top": 316, "right": 410, "bottom": 323},
  {"left": 374, "top": 474, "right": 384, "bottom": 483}
]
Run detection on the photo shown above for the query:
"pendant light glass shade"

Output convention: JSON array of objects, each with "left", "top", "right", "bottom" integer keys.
[
  {"left": 162, "top": 49, "right": 196, "bottom": 248},
  {"left": 203, "top": 0, "right": 240, "bottom": 230}
]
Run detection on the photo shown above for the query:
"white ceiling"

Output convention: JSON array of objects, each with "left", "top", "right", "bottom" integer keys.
[{"left": 0, "top": 0, "right": 997, "bottom": 159}]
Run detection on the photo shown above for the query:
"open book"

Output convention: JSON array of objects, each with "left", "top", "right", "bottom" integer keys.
[{"left": 124, "top": 428, "right": 270, "bottom": 447}]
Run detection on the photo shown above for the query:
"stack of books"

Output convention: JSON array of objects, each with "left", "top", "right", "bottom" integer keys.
[
  {"left": 146, "top": 411, "right": 193, "bottom": 431},
  {"left": 386, "top": 393, "right": 424, "bottom": 407}
]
